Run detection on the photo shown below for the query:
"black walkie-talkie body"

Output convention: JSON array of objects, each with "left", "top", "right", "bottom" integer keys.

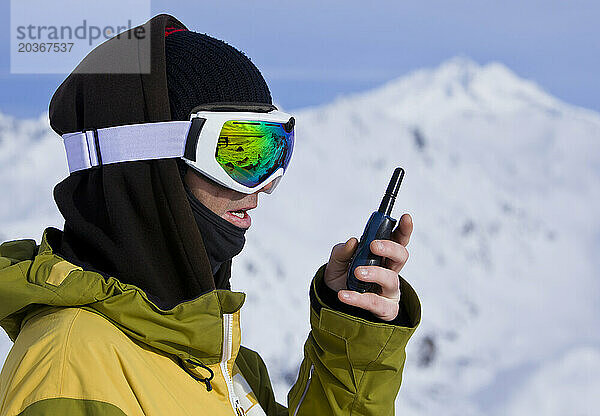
[{"left": 346, "top": 167, "right": 405, "bottom": 293}]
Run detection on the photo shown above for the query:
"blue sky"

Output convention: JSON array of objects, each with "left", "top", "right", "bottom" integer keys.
[{"left": 1, "top": 0, "right": 598, "bottom": 118}]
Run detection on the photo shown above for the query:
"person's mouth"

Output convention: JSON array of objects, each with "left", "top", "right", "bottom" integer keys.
[{"left": 223, "top": 204, "right": 257, "bottom": 229}]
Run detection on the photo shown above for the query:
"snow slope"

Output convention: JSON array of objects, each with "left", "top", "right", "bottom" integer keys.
[{"left": 1, "top": 57, "right": 599, "bottom": 415}]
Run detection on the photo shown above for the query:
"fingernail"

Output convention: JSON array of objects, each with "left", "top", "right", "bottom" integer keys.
[
  {"left": 375, "top": 241, "right": 384, "bottom": 252},
  {"left": 359, "top": 268, "right": 369, "bottom": 277},
  {"left": 340, "top": 292, "right": 350, "bottom": 300}
]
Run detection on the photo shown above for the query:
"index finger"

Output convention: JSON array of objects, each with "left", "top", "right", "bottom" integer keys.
[{"left": 391, "top": 213, "right": 413, "bottom": 247}]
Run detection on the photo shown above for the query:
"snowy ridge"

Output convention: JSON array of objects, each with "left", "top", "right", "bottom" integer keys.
[{"left": 1, "top": 58, "right": 599, "bottom": 415}]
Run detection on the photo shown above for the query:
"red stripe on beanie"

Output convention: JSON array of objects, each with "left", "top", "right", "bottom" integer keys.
[{"left": 165, "top": 27, "right": 188, "bottom": 37}]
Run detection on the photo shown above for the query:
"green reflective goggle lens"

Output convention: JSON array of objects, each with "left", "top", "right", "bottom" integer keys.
[{"left": 215, "top": 118, "right": 295, "bottom": 188}]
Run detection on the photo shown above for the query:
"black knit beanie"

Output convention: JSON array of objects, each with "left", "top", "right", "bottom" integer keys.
[{"left": 165, "top": 29, "right": 273, "bottom": 121}]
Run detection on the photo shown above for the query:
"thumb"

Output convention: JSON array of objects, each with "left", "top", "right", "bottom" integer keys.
[{"left": 327, "top": 237, "right": 358, "bottom": 274}]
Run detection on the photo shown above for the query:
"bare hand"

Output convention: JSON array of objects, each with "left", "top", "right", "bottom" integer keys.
[{"left": 323, "top": 213, "right": 413, "bottom": 321}]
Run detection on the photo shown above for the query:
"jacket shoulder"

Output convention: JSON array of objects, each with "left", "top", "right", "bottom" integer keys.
[
  {"left": 0, "top": 239, "right": 37, "bottom": 267},
  {"left": 0, "top": 307, "right": 141, "bottom": 416}
]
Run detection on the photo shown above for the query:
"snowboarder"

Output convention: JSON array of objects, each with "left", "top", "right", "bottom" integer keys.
[{"left": 0, "top": 14, "right": 420, "bottom": 415}]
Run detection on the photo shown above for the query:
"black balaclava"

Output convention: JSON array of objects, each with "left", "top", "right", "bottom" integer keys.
[
  {"left": 48, "top": 14, "right": 272, "bottom": 309},
  {"left": 182, "top": 181, "right": 246, "bottom": 285},
  {"left": 178, "top": 158, "right": 247, "bottom": 284}
]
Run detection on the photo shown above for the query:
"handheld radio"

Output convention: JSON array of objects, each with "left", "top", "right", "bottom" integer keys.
[{"left": 346, "top": 167, "right": 405, "bottom": 293}]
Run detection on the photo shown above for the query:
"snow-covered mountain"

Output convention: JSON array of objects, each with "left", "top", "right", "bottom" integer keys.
[{"left": 1, "top": 57, "right": 599, "bottom": 415}]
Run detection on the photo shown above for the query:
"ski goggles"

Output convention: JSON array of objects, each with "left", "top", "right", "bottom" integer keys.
[{"left": 61, "top": 103, "right": 296, "bottom": 194}]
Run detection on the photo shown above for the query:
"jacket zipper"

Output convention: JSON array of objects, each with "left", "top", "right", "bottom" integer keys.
[
  {"left": 221, "top": 313, "right": 245, "bottom": 415},
  {"left": 293, "top": 363, "right": 314, "bottom": 416}
]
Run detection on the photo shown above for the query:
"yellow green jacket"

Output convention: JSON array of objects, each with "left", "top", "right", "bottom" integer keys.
[{"left": 0, "top": 228, "right": 421, "bottom": 415}]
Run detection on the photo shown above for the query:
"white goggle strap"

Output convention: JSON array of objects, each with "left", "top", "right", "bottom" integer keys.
[{"left": 61, "top": 120, "right": 207, "bottom": 173}]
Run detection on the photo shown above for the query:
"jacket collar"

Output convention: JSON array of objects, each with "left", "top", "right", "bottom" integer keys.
[{"left": 0, "top": 227, "right": 245, "bottom": 366}]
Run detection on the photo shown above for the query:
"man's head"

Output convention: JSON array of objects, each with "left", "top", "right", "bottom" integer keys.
[
  {"left": 50, "top": 14, "right": 283, "bottom": 306},
  {"left": 165, "top": 29, "right": 277, "bottom": 229}
]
